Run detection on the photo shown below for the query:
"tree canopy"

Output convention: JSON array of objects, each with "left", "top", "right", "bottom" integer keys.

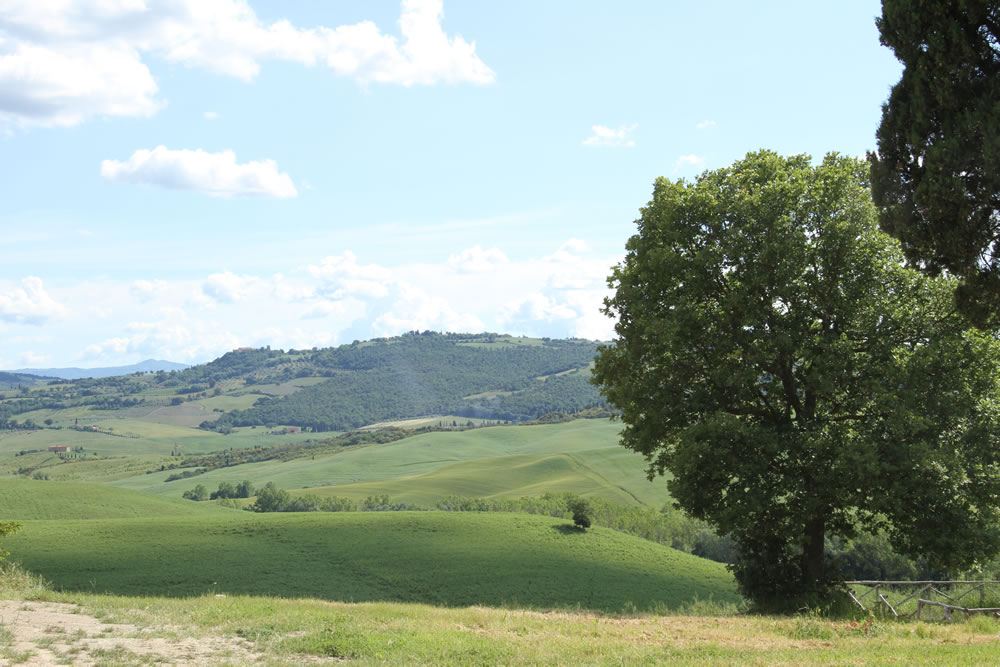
[
  {"left": 870, "top": 0, "right": 1000, "bottom": 326},
  {"left": 594, "top": 151, "right": 1000, "bottom": 608}
]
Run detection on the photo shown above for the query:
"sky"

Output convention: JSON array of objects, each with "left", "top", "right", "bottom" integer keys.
[{"left": 0, "top": 0, "right": 903, "bottom": 369}]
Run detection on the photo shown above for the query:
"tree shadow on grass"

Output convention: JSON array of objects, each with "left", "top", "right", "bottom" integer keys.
[{"left": 551, "top": 524, "right": 587, "bottom": 535}]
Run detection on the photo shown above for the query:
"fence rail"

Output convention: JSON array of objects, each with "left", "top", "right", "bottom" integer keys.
[{"left": 844, "top": 580, "right": 1000, "bottom": 621}]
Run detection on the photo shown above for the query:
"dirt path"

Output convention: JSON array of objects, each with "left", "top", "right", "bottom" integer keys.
[{"left": 0, "top": 600, "right": 266, "bottom": 665}]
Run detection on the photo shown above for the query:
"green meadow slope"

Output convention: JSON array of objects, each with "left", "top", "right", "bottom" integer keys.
[
  {"left": 289, "top": 450, "right": 653, "bottom": 507},
  {"left": 0, "top": 479, "right": 233, "bottom": 520},
  {"left": 7, "top": 512, "right": 738, "bottom": 612},
  {"left": 109, "top": 419, "right": 670, "bottom": 507}
]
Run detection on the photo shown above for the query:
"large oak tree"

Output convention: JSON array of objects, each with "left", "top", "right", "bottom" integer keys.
[
  {"left": 870, "top": 0, "right": 1000, "bottom": 326},
  {"left": 594, "top": 151, "right": 1000, "bottom": 607}
]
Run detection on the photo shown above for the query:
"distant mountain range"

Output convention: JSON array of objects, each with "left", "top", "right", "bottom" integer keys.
[{"left": 8, "top": 359, "right": 189, "bottom": 380}]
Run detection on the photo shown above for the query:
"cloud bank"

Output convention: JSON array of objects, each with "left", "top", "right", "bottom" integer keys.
[
  {"left": 0, "top": 0, "right": 494, "bottom": 128},
  {"left": 3, "top": 240, "right": 619, "bottom": 367}
]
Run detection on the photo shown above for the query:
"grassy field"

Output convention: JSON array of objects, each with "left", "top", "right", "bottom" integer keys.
[
  {"left": 0, "top": 479, "right": 233, "bottom": 520},
  {"left": 289, "top": 450, "right": 654, "bottom": 507},
  {"left": 6, "top": 512, "right": 736, "bottom": 612},
  {"left": 108, "top": 420, "right": 669, "bottom": 508},
  {"left": 2, "top": 565, "right": 999, "bottom": 665},
  {"left": 0, "top": 425, "right": 331, "bottom": 479}
]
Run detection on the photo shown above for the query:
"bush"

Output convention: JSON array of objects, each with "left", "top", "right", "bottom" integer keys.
[
  {"left": 248, "top": 482, "right": 291, "bottom": 512},
  {"left": 361, "top": 495, "right": 421, "bottom": 511},
  {"left": 182, "top": 484, "right": 208, "bottom": 501},
  {"left": 568, "top": 496, "right": 593, "bottom": 530},
  {"left": 320, "top": 496, "right": 357, "bottom": 512}
]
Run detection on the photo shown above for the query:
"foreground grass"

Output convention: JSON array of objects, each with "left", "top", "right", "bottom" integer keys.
[
  {"left": 2, "top": 565, "right": 998, "bottom": 666},
  {"left": 7, "top": 512, "right": 738, "bottom": 613}
]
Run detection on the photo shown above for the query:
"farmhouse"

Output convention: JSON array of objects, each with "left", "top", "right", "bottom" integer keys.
[{"left": 47, "top": 445, "right": 68, "bottom": 453}]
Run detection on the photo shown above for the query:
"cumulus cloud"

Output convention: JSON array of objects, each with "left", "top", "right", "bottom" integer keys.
[
  {"left": 130, "top": 279, "right": 169, "bottom": 303},
  {"left": 372, "top": 282, "right": 484, "bottom": 336},
  {"left": 674, "top": 153, "right": 705, "bottom": 172},
  {"left": 0, "top": 0, "right": 494, "bottom": 128},
  {"left": 301, "top": 300, "right": 353, "bottom": 320},
  {"left": 82, "top": 310, "right": 240, "bottom": 363},
  {"left": 203, "top": 110, "right": 220, "bottom": 120},
  {"left": 307, "top": 251, "right": 393, "bottom": 299},
  {"left": 9, "top": 239, "right": 620, "bottom": 367},
  {"left": 101, "top": 146, "right": 297, "bottom": 198},
  {"left": 19, "top": 350, "right": 48, "bottom": 366},
  {"left": 201, "top": 271, "right": 263, "bottom": 303},
  {"left": 582, "top": 123, "right": 637, "bottom": 148},
  {"left": 0, "top": 41, "right": 162, "bottom": 127},
  {"left": 497, "top": 240, "right": 617, "bottom": 341},
  {"left": 695, "top": 119, "right": 716, "bottom": 129},
  {"left": 447, "top": 244, "right": 508, "bottom": 273},
  {"left": 0, "top": 277, "right": 67, "bottom": 325},
  {"left": 503, "top": 293, "right": 576, "bottom": 324}
]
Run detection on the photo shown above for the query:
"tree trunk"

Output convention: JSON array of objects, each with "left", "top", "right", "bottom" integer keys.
[{"left": 801, "top": 516, "right": 825, "bottom": 587}]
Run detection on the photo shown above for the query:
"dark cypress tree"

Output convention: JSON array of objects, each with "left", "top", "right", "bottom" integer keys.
[{"left": 870, "top": 0, "right": 1000, "bottom": 325}]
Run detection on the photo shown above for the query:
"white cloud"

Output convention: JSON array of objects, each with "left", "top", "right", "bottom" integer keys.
[
  {"left": 7, "top": 238, "right": 621, "bottom": 367},
  {"left": 497, "top": 240, "right": 617, "bottom": 341},
  {"left": 19, "top": 350, "right": 48, "bottom": 366},
  {"left": 0, "top": 0, "right": 493, "bottom": 128},
  {"left": 0, "top": 41, "right": 162, "bottom": 127},
  {"left": 447, "top": 244, "right": 508, "bottom": 273},
  {"left": 503, "top": 293, "right": 576, "bottom": 324},
  {"left": 201, "top": 271, "right": 263, "bottom": 303},
  {"left": 372, "top": 281, "right": 484, "bottom": 336},
  {"left": 249, "top": 327, "right": 336, "bottom": 351},
  {"left": 695, "top": 119, "right": 716, "bottom": 129},
  {"left": 307, "top": 251, "right": 393, "bottom": 299},
  {"left": 203, "top": 110, "right": 219, "bottom": 120},
  {"left": 0, "top": 277, "right": 67, "bottom": 325},
  {"left": 674, "top": 153, "right": 705, "bottom": 172},
  {"left": 582, "top": 123, "right": 637, "bottom": 148},
  {"left": 101, "top": 146, "right": 298, "bottom": 198},
  {"left": 130, "top": 279, "right": 169, "bottom": 303},
  {"left": 83, "top": 311, "right": 240, "bottom": 364},
  {"left": 301, "top": 300, "right": 352, "bottom": 320}
]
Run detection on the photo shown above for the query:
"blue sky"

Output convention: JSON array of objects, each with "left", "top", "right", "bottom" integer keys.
[{"left": 0, "top": 0, "right": 901, "bottom": 368}]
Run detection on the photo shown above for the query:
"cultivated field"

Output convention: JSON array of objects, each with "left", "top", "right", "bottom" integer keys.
[{"left": 7, "top": 512, "right": 735, "bottom": 612}]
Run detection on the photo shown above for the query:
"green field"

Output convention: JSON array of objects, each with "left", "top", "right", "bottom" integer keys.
[
  {"left": 107, "top": 420, "right": 669, "bottom": 508},
  {"left": 8, "top": 512, "right": 737, "bottom": 612},
  {"left": 0, "top": 479, "right": 233, "bottom": 520},
  {"left": 290, "top": 449, "right": 656, "bottom": 507}
]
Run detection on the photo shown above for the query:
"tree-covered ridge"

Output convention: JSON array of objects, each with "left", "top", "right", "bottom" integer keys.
[
  {"left": 202, "top": 333, "right": 604, "bottom": 431},
  {"left": 0, "top": 333, "right": 605, "bottom": 432}
]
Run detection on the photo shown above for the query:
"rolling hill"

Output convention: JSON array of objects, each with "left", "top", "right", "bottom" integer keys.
[
  {"left": 7, "top": 512, "right": 739, "bottom": 612},
  {"left": 0, "top": 479, "right": 234, "bottom": 520}
]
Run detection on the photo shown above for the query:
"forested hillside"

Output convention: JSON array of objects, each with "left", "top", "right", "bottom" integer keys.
[
  {"left": 0, "top": 333, "right": 606, "bottom": 434},
  {"left": 202, "top": 333, "right": 605, "bottom": 431}
]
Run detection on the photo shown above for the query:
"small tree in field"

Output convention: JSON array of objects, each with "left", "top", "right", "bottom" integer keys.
[
  {"left": 568, "top": 496, "right": 593, "bottom": 530},
  {"left": 594, "top": 151, "right": 1000, "bottom": 609},
  {"left": 182, "top": 484, "right": 208, "bottom": 502}
]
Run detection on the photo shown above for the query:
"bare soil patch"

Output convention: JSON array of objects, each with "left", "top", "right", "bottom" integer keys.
[{"left": 0, "top": 600, "right": 264, "bottom": 665}]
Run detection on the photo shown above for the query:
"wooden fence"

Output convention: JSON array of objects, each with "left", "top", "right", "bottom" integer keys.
[{"left": 845, "top": 580, "right": 1000, "bottom": 620}]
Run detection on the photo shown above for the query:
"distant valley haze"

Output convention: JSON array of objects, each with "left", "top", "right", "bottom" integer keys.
[{"left": 7, "top": 359, "right": 189, "bottom": 380}]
